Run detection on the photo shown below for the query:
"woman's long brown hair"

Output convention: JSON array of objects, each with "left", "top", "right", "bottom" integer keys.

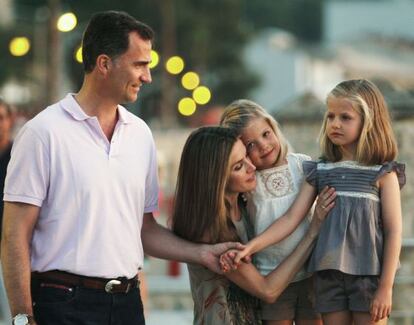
[{"left": 172, "top": 127, "right": 240, "bottom": 244}]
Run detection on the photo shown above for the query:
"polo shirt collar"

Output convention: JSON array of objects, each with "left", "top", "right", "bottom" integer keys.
[
  {"left": 116, "top": 105, "right": 132, "bottom": 124},
  {"left": 60, "top": 93, "right": 132, "bottom": 124}
]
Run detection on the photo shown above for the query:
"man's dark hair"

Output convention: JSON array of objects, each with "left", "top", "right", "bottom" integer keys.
[{"left": 82, "top": 11, "right": 154, "bottom": 73}]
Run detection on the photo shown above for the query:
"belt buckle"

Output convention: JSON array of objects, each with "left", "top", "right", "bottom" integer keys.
[{"left": 104, "top": 279, "right": 121, "bottom": 293}]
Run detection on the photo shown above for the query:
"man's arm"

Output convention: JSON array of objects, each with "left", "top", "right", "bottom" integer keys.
[
  {"left": 1, "top": 202, "right": 40, "bottom": 319},
  {"left": 141, "top": 213, "right": 243, "bottom": 274}
]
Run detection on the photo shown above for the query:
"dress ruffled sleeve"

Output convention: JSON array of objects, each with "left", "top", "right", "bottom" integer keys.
[
  {"left": 374, "top": 161, "right": 406, "bottom": 189},
  {"left": 303, "top": 160, "right": 318, "bottom": 187}
]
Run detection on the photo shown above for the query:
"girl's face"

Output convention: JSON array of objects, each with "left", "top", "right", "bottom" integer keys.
[
  {"left": 226, "top": 139, "right": 257, "bottom": 195},
  {"left": 326, "top": 96, "right": 363, "bottom": 157},
  {"left": 240, "top": 117, "right": 280, "bottom": 170}
]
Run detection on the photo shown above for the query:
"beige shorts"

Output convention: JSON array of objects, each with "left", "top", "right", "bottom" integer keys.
[{"left": 261, "top": 276, "right": 321, "bottom": 321}]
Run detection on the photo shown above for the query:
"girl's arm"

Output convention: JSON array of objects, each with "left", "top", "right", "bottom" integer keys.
[
  {"left": 370, "top": 172, "right": 402, "bottom": 322},
  {"left": 233, "top": 184, "right": 336, "bottom": 264},
  {"left": 223, "top": 209, "right": 328, "bottom": 303}
]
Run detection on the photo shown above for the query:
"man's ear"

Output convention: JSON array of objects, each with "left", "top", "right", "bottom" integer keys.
[{"left": 96, "top": 54, "right": 112, "bottom": 74}]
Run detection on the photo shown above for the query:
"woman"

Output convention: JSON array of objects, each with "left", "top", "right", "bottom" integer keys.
[{"left": 172, "top": 126, "right": 335, "bottom": 325}]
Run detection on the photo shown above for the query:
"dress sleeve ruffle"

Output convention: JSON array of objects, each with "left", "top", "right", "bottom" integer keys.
[
  {"left": 374, "top": 161, "right": 406, "bottom": 189},
  {"left": 303, "top": 160, "right": 318, "bottom": 187}
]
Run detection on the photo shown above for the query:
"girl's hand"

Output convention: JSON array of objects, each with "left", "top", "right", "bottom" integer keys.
[
  {"left": 370, "top": 286, "right": 392, "bottom": 322},
  {"left": 232, "top": 244, "right": 253, "bottom": 266}
]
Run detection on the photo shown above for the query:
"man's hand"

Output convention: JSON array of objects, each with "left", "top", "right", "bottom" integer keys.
[{"left": 200, "top": 242, "right": 245, "bottom": 274}]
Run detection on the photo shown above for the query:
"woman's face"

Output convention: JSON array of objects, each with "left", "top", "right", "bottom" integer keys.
[{"left": 226, "top": 139, "right": 257, "bottom": 195}]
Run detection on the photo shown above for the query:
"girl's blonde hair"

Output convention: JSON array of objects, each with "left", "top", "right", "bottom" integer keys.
[
  {"left": 220, "top": 99, "right": 289, "bottom": 166},
  {"left": 320, "top": 79, "right": 398, "bottom": 164}
]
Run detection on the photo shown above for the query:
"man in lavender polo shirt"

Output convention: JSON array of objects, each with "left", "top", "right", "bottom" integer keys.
[{"left": 1, "top": 11, "right": 240, "bottom": 325}]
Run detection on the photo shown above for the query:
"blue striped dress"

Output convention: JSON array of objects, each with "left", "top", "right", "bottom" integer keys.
[{"left": 303, "top": 160, "right": 405, "bottom": 275}]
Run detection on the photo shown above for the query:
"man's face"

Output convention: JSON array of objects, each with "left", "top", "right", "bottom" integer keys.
[
  {"left": 108, "top": 32, "right": 152, "bottom": 104},
  {"left": 0, "top": 105, "right": 11, "bottom": 140}
]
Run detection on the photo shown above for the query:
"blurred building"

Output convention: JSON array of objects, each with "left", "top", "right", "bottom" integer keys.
[
  {"left": 325, "top": 0, "right": 414, "bottom": 43},
  {"left": 243, "top": 0, "right": 414, "bottom": 113},
  {"left": 0, "top": 0, "right": 13, "bottom": 28}
]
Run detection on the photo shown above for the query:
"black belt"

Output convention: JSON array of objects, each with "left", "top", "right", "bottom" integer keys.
[{"left": 31, "top": 270, "right": 139, "bottom": 294}]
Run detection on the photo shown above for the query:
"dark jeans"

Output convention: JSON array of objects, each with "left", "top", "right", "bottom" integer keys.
[{"left": 32, "top": 283, "right": 145, "bottom": 325}]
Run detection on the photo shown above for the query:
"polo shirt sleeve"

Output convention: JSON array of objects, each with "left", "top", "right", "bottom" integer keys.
[
  {"left": 144, "top": 135, "right": 159, "bottom": 213},
  {"left": 4, "top": 125, "right": 50, "bottom": 207}
]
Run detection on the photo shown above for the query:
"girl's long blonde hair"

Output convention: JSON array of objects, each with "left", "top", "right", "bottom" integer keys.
[
  {"left": 220, "top": 99, "right": 289, "bottom": 166},
  {"left": 320, "top": 79, "right": 398, "bottom": 164}
]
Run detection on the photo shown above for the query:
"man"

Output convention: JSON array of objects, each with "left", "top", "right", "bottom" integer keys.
[
  {"left": 1, "top": 11, "right": 239, "bottom": 325},
  {"left": 0, "top": 97, "right": 13, "bottom": 322},
  {"left": 0, "top": 98, "right": 13, "bottom": 239}
]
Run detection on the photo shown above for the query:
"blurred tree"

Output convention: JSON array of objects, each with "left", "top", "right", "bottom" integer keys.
[
  {"left": 66, "top": 0, "right": 259, "bottom": 126},
  {"left": 174, "top": 0, "right": 258, "bottom": 107},
  {"left": 0, "top": 28, "right": 34, "bottom": 86},
  {"left": 5, "top": 0, "right": 260, "bottom": 126}
]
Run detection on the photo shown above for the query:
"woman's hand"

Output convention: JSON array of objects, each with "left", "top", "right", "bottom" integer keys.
[
  {"left": 219, "top": 249, "right": 237, "bottom": 272},
  {"left": 220, "top": 248, "right": 253, "bottom": 272},
  {"left": 309, "top": 186, "right": 336, "bottom": 237},
  {"left": 370, "top": 286, "right": 392, "bottom": 322}
]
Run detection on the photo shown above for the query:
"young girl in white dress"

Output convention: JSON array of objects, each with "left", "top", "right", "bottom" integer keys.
[{"left": 221, "top": 100, "right": 323, "bottom": 325}]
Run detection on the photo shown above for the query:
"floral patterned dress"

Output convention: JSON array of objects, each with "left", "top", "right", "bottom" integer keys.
[
  {"left": 187, "top": 264, "right": 261, "bottom": 325},
  {"left": 187, "top": 203, "right": 261, "bottom": 324}
]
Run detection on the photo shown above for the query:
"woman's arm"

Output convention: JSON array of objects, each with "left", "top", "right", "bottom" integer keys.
[
  {"left": 233, "top": 185, "right": 335, "bottom": 264},
  {"left": 223, "top": 207, "right": 328, "bottom": 303},
  {"left": 370, "top": 172, "right": 402, "bottom": 322}
]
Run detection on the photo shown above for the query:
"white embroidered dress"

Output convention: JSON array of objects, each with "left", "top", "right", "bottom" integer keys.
[{"left": 247, "top": 153, "right": 313, "bottom": 282}]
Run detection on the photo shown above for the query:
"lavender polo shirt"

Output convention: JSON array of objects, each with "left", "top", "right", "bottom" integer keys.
[{"left": 4, "top": 94, "right": 159, "bottom": 278}]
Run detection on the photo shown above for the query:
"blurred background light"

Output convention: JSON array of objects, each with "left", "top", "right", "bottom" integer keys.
[
  {"left": 9, "top": 37, "right": 30, "bottom": 57},
  {"left": 178, "top": 97, "right": 196, "bottom": 116},
  {"left": 166, "top": 56, "right": 184, "bottom": 74},
  {"left": 75, "top": 46, "right": 82, "bottom": 63},
  {"left": 149, "top": 50, "right": 159, "bottom": 69},
  {"left": 181, "top": 72, "right": 200, "bottom": 90},
  {"left": 57, "top": 12, "right": 77, "bottom": 32},
  {"left": 192, "top": 86, "right": 211, "bottom": 105}
]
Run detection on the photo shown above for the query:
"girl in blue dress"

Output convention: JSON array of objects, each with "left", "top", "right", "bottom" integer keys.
[{"left": 230, "top": 79, "right": 405, "bottom": 324}]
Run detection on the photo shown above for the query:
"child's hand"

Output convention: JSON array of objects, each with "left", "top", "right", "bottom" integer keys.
[
  {"left": 232, "top": 244, "right": 253, "bottom": 266},
  {"left": 370, "top": 286, "right": 392, "bottom": 322}
]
